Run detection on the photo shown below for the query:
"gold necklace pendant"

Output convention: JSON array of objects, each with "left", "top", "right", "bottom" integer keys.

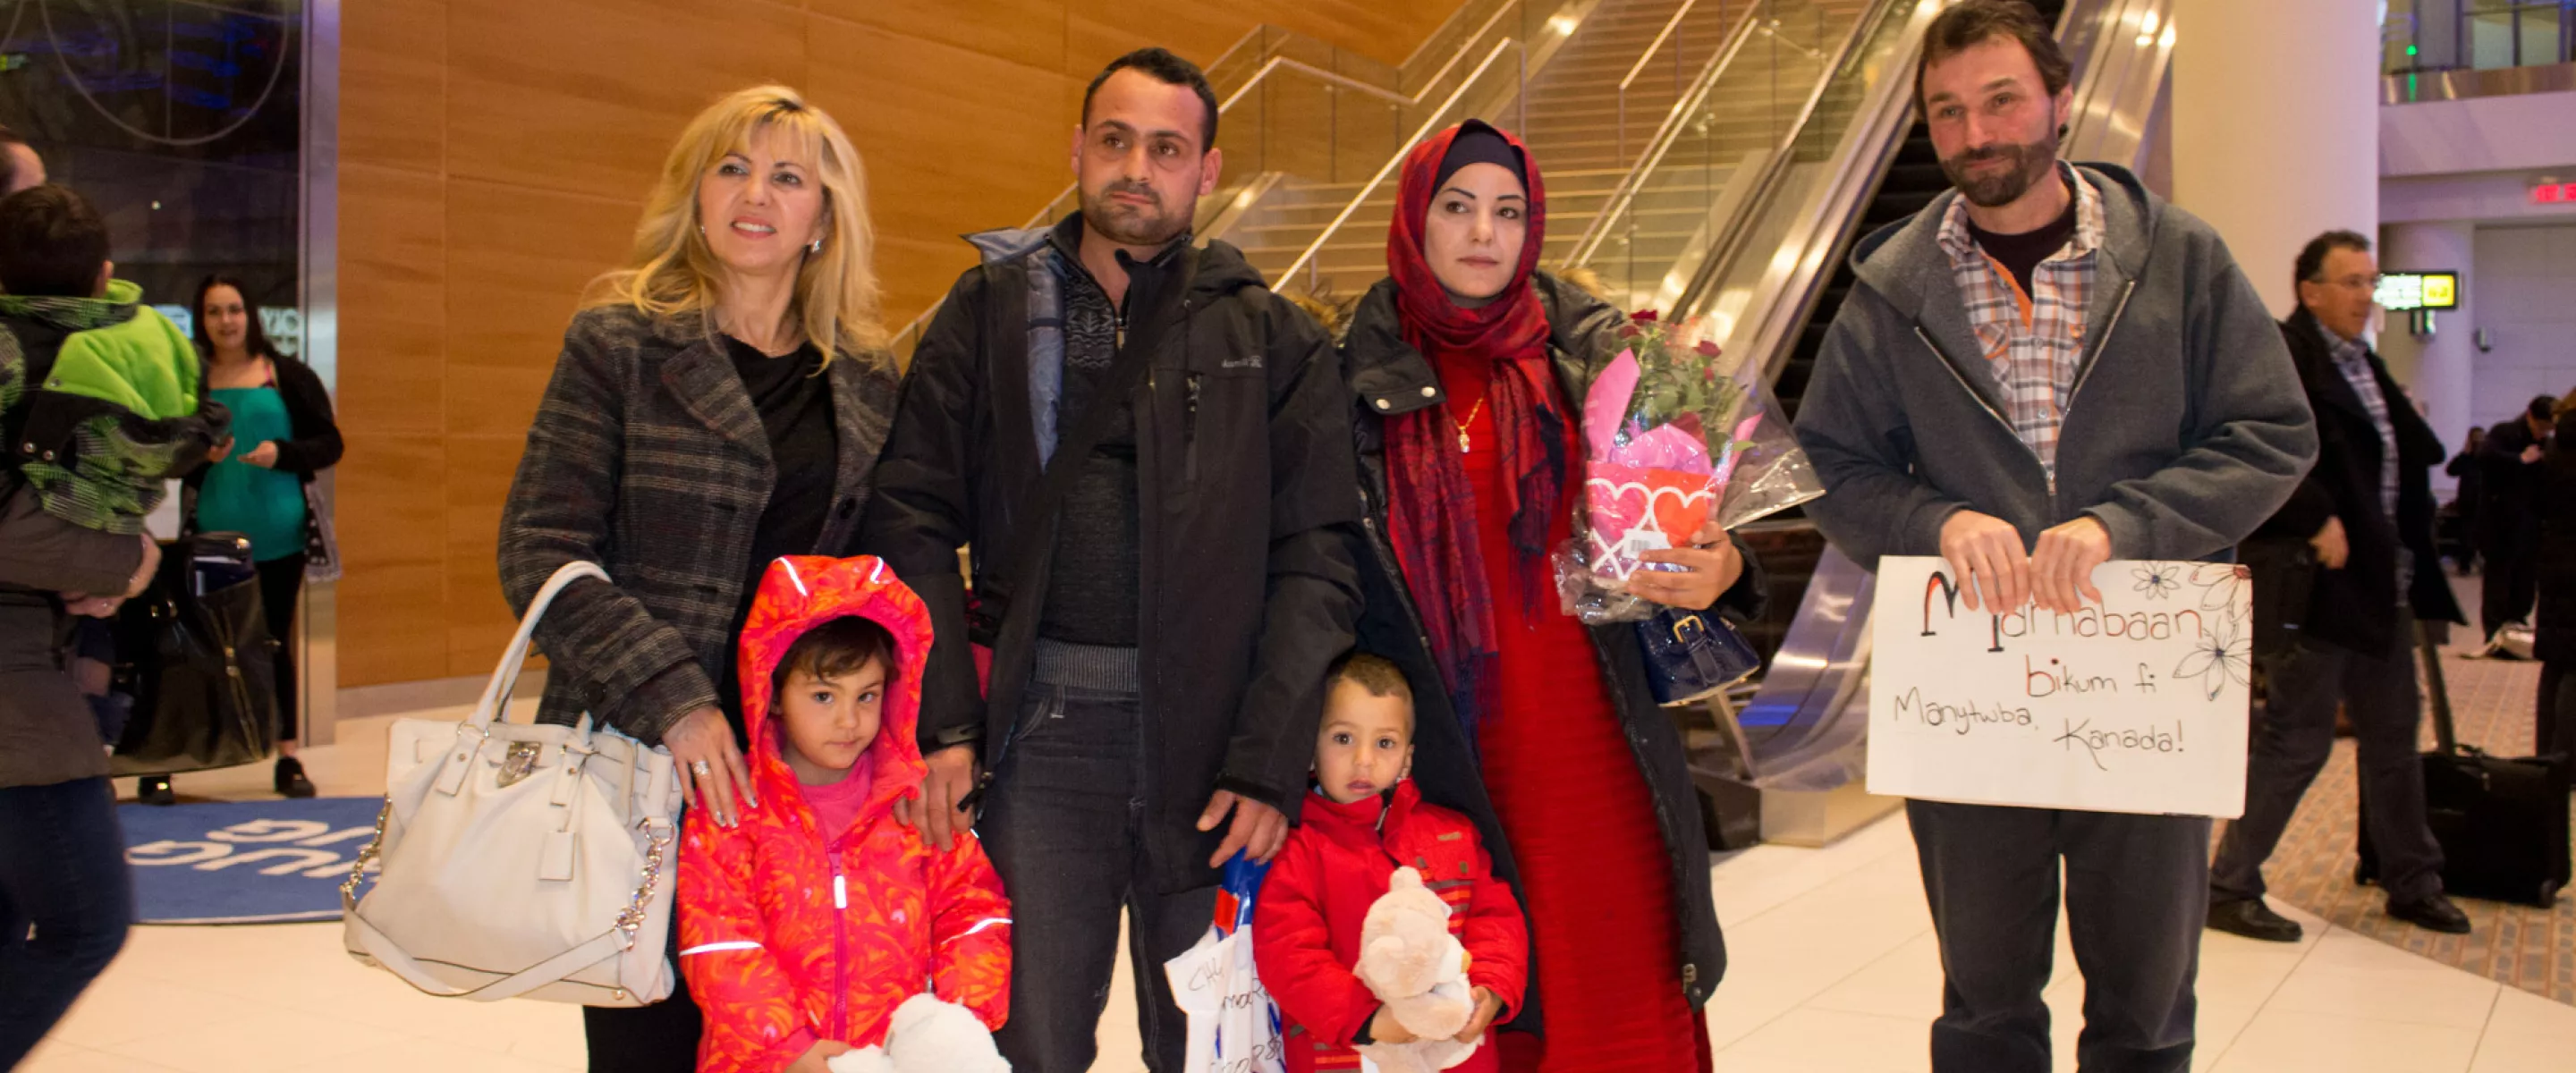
[{"left": 1452, "top": 397, "right": 1487, "bottom": 454}]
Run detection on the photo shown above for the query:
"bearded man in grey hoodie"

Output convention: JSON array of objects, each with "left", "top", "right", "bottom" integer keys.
[{"left": 1792, "top": 3, "right": 2318, "bottom": 1071}]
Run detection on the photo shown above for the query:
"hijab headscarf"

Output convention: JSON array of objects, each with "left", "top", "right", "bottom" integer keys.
[{"left": 1381, "top": 119, "right": 1563, "bottom": 745}]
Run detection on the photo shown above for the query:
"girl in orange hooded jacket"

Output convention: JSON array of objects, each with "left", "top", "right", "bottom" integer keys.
[{"left": 679, "top": 556, "right": 1011, "bottom": 1072}]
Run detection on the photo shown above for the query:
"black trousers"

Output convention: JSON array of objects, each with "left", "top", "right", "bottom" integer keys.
[
  {"left": 2480, "top": 544, "right": 2537, "bottom": 638},
  {"left": 2541, "top": 661, "right": 2576, "bottom": 758},
  {"left": 980, "top": 679, "right": 1217, "bottom": 1073},
  {"left": 580, "top": 908, "right": 699, "bottom": 1071},
  {"left": 2213, "top": 609, "right": 2447, "bottom": 903},
  {"left": 1908, "top": 798, "right": 2208, "bottom": 1073},
  {"left": 255, "top": 553, "right": 305, "bottom": 739}
]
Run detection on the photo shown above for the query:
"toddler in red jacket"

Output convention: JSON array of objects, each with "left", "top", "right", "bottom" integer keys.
[
  {"left": 679, "top": 556, "right": 1012, "bottom": 1073},
  {"left": 1253, "top": 653, "right": 1529, "bottom": 1072}
]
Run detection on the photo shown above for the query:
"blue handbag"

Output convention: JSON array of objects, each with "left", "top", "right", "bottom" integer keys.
[{"left": 1636, "top": 608, "right": 1761, "bottom": 706}]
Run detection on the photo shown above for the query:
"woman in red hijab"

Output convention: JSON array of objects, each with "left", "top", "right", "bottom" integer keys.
[{"left": 1338, "top": 119, "right": 1764, "bottom": 1069}]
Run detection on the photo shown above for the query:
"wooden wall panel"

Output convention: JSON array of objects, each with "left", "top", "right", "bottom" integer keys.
[
  {"left": 441, "top": 182, "right": 639, "bottom": 442},
  {"left": 444, "top": 0, "right": 810, "bottom": 199},
  {"left": 805, "top": 17, "right": 1078, "bottom": 329},
  {"left": 335, "top": 0, "right": 1465, "bottom": 688},
  {"left": 337, "top": 165, "right": 446, "bottom": 436},
  {"left": 807, "top": 0, "right": 1069, "bottom": 74},
  {"left": 340, "top": 0, "right": 446, "bottom": 175}
]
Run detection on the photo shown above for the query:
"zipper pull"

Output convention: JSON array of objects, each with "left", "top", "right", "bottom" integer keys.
[{"left": 834, "top": 874, "right": 847, "bottom": 909}]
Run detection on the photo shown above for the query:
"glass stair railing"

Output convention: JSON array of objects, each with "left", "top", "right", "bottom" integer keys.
[
  {"left": 887, "top": 0, "right": 1597, "bottom": 360},
  {"left": 1557, "top": 0, "right": 1882, "bottom": 315},
  {"left": 1272, "top": 0, "right": 1809, "bottom": 303}
]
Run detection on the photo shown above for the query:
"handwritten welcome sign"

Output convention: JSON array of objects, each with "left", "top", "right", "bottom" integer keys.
[{"left": 1867, "top": 556, "right": 2253, "bottom": 818}]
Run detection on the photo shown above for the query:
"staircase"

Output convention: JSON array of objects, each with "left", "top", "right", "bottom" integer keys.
[
  {"left": 1566, "top": 0, "right": 1874, "bottom": 310},
  {"left": 1244, "top": 0, "right": 1781, "bottom": 302}
]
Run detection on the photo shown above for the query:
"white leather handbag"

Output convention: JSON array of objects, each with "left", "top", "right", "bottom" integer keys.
[{"left": 342, "top": 561, "right": 686, "bottom": 1005}]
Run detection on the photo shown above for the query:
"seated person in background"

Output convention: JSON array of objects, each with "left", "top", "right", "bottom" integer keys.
[
  {"left": 679, "top": 556, "right": 1010, "bottom": 1073},
  {"left": 1254, "top": 653, "right": 1527, "bottom": 1072}
]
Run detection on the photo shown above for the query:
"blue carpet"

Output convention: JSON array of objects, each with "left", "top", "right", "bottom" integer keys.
[{"left": 121, "top": 796, "right": 383, "bottom": 925}]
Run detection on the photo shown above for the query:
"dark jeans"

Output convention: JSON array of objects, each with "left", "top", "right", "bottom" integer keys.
[
  {"left": 0, "top": 777, "right": 133, "bottom": 1066},
  {"left": 2481, "top": 545, "right": 2537, "bottom": 638},
  {"left": 980, "top": 680, "right": 1217, "bottom": 1073},
  {"left": 2541, "top": 661, "right": 2575, "bottom": 758},
  {"left": 1908, "top": 798, "right": 2207, "bottom": 1073},
  {"left": 256, "top": 552, "right": 305, "bottom": 739},
  {"left": 2213, "top": 610, "right": 2445, "bottom": 904}
]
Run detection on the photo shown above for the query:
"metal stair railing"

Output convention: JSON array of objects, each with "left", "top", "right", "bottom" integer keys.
[{"left": 884, "top": 0, "right": 1588, "bottom": 361}]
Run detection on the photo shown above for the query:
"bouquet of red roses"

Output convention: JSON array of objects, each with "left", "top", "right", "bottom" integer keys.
[{"left": 1553, "top": 312, "right": 1821, "bottom": 623}]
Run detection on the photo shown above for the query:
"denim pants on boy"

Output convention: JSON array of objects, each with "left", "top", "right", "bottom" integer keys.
[
  {"left": 979, "top": 641, "right": 1218, "bottom": 1073},
  {"left": 1909, "top": 798, "right": 2209, "bottom": 1073},
  {"left": 0, "top": 776, "right": 133, "bottom": 1066}
]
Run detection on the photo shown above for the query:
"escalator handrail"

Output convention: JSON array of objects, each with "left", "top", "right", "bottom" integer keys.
[
  {"left": 1672, "top": 0, "right": 1936, "bottom": 341},
  {"left": 2058, "top": 0, "right": 2176, "bottom": 173},
  {"left": 1559, "top": 4, "right": 1766, "bottom": 268}
]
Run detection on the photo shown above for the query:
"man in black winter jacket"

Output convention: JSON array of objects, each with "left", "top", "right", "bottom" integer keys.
[
  {"left": 2207, "top": 231, "right": 2472, "bottom": 944},
  {"left": 860, "top": 47, "right": 1360, "bottom": 1072}
]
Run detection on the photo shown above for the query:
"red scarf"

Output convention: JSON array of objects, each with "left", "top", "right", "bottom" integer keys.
[{"left": 1381, "top": 122, "right": 1563, "bottom": 745}]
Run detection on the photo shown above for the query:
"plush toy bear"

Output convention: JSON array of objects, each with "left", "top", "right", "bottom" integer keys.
[
  {"left": 825, "top": 993, "right": 1011, "bottom": 1073},
  {"left": 1352, "top": 867, "right": 1479, "bottom": 1073}
]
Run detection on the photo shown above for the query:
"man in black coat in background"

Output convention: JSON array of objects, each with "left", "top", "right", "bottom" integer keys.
[
  {"left": 2208, "top": 231, "right": 2472, "bottom": 942},
  {"left": 2477, "top": 394, "right": 2556, "bottom": 645}
]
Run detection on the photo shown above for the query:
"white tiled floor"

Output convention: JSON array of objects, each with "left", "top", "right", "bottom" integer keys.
[{"left": 29, "top": 712, "right": 2576, "bottom": 1072}]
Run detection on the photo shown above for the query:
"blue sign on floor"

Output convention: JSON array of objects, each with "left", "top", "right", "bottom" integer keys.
[{"left": 121, "top": 797, "right": 383, "bottom": 925}]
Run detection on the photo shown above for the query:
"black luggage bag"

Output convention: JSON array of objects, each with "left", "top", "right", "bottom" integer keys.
[
  {"left": 106, "top": 532, "right": 281, "bottom": 775},
  {"left": 2355, "top": 621, "right": 2570, "bottom": 908}
]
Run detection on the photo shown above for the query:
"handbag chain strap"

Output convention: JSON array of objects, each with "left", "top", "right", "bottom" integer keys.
[
  {"left": 612, "top": 818, "right": 676, "bottom": 944},
  {"left": 340, "top": 798, "right": 393, "bottom": 902}
]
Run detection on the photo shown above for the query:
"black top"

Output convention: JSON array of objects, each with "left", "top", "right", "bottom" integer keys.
[
  {"left": 1966, "top": 174, "right": 2079, "bottom": 299},
  {"left": 718, "top": 334, "right": 837, "bottom": 725},
  {"left": 1037, "top": 246, "right": 1146, "bottom": 647}
]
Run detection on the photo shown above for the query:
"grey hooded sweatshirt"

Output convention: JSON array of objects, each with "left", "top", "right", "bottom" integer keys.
[{"left": 1793, "top": 164, "right": 2317, "bottom": 566}]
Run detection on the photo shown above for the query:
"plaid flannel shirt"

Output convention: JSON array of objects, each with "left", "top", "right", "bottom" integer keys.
[
  {"left": 2320, "top": 323, "right": 2401, "bottom": 523},
  {"left": 1937, "top": 164, "right": 2106, "bottom": 482}
]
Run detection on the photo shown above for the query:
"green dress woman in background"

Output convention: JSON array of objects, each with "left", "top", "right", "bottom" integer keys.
[{"left": 138, "top": 276, "right": 342, "bottom": 804}]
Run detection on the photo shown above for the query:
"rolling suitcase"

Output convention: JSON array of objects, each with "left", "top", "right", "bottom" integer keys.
[{"left": 2354, "top": 621, "right": 2571, "bottom": 907}]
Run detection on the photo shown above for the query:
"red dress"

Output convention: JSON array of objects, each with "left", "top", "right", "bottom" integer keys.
[{"left": 1433, "top": 358, "right": 1708, "bottom": 1072}]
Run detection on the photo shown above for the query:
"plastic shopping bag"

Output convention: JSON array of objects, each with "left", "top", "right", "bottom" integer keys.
[{"left": 1163, "top": 852, "right": 1284, "bottom": 1073}]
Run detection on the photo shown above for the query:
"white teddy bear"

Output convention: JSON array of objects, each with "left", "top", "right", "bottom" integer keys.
[
  {"left": 1352, "top": 867, "right": 1480, "bottom": 1073},
  {"left": 824, "top": 993, "right": 1010, "bottom": 1073}
]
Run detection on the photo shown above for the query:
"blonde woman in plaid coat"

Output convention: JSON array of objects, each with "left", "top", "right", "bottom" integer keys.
[{"left": 496, "top": 85, "right": 898, "bottom": 1073}]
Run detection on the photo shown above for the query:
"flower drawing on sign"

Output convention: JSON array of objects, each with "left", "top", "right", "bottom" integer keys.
[
  {"left": 2189, "top": 562, "right": 2252, "bottom": 620},
  {"left": 2131, "top": 562, "right": 2182, "bottom": 600},
  {"left": 2173, "top": 613, "right": 2251, "bottom": 700}
]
